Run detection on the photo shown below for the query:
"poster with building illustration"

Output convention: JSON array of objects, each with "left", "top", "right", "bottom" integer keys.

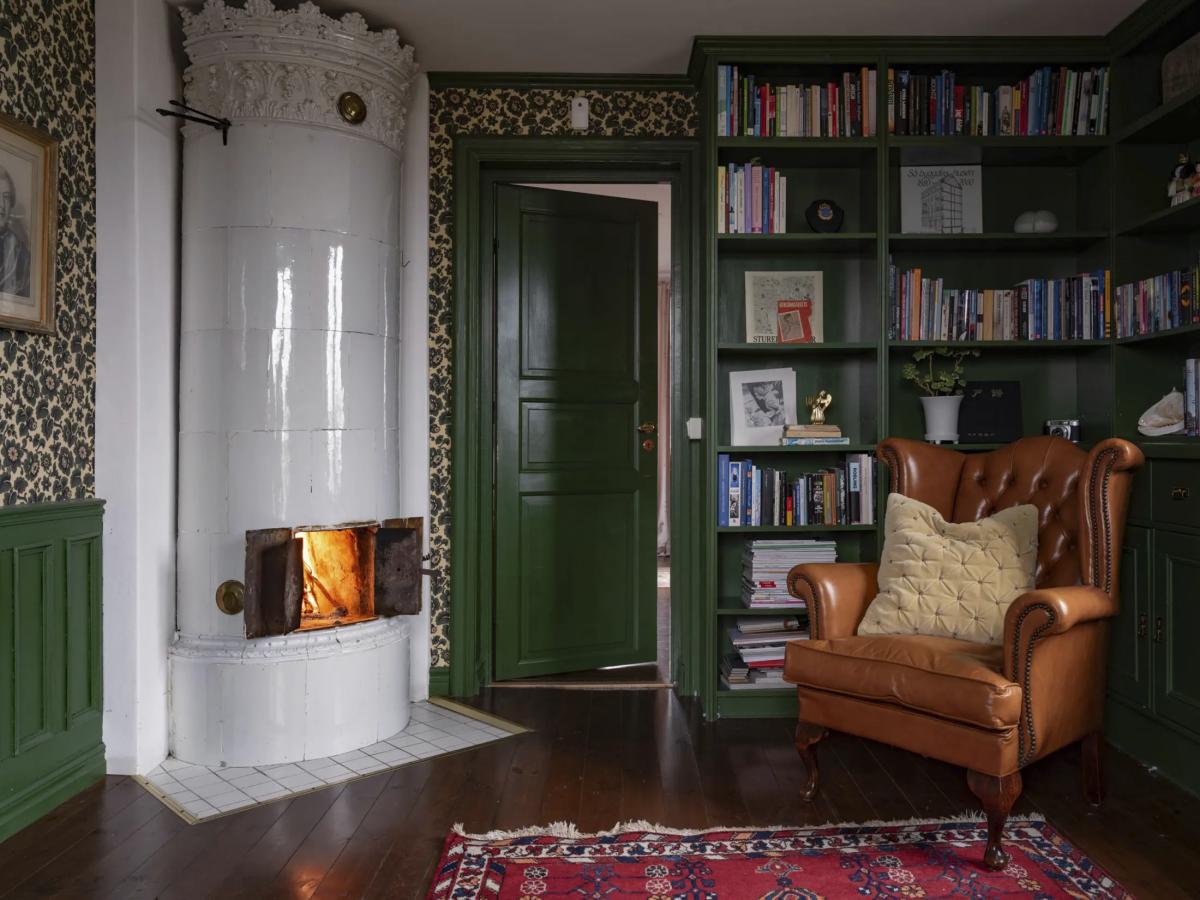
[{"left": 900, "top": 165, "right": 982, "bottom": 234}]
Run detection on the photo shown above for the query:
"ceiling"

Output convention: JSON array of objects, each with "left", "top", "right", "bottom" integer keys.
[{"left": 274, "top": 0, "right": 1148, "bottom": 74}]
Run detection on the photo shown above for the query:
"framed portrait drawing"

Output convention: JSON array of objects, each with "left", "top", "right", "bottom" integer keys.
[
  {"left": 744, "top": 270, "right": 823, "bottom": 344},
  {"left": 0, "top": 112, "right": 57, "bottom": 334},
  {"left": 729, "top": 367, "right": 797, "bottom": 446}
]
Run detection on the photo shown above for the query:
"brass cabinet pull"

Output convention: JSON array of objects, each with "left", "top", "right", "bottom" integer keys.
[
  {"left": 1154, "top": 617, "right": 1165, "bottom": 643},
  {"left": 1137, "top": 613, "right": 1147, "bottom": 639},
  {"left": 1170, "top": 486, "right": 1189, "bottom": 500},
  {"left": 637, "top": 422, "right": 656, "bottom": 434}
]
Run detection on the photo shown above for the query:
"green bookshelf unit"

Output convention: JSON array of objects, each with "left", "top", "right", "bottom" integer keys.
[{"left": 693, "top": 21, "right": 1200, "bottom": 740}]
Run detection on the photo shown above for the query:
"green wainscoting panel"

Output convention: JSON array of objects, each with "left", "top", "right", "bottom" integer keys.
[{"left": 0, "top": 499, "right": 105, "bottom": 843}]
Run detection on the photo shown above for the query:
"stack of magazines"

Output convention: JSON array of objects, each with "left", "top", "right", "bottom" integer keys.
[
  {"left": 721, "top": 615, "right": 807, "bottom": 691},
  {"left": 742, "top": 539, "right": 836, "bottom": 608}
]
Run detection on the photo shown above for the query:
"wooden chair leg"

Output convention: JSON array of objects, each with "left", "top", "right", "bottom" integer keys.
[
  {"left": 794, "top": 722, "right": 826, "bottom": 801},
  {"left": 966, "top": 769, "right": 1023, "bottom": 871},
  {"left": 1082, "top": 732, "right": 1104, "bottom": 806}
]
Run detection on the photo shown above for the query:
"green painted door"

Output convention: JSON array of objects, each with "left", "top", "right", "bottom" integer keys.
[{"left": 493, "top": 185, "right": 658, "bottom": 680}]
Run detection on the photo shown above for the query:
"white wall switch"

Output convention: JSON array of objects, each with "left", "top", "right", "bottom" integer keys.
[
  {"left": 570, "top": 96, "right": 589, "bottom": 131},
  {"left": 686, "top": 417, "right": 702, "bottom": 440}
]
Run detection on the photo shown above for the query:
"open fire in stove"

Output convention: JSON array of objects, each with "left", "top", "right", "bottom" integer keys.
[{"left": 241, "top": 519, "right": 422, "bottom": 639}]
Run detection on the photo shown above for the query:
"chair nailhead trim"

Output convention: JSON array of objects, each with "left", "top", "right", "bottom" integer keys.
[{"left": 1012, "top": 602, "right": 1056, "bottom": 766}]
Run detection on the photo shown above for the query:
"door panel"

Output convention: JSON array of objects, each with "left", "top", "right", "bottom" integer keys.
[
  {"left": 1154, "top": 530, "right": 1200, "bottom": 737},
  {"left": 494, "top": 185, "right": 658, "bottom": 680},
  {"left": 1108, "top": 525, "right": 1151, "bottom": 710}
]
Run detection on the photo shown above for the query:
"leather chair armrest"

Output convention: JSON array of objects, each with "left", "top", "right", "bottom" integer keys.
[
  {"left": 1002, "top": 585, "right": 1116, "bottom": 681},
  {"left": 787, "top": 563, "right": 879, "bottom": 639}
]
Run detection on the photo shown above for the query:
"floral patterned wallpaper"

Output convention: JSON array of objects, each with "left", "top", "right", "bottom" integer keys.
[
  {"left": 0, "top": 1, "right": 96, "bottom": 504},
  {"left": 426, "top": 85, "right": 697, "bottom": 668}
]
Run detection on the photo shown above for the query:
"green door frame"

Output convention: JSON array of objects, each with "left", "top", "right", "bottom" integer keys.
[{"left": 448, "top": 136, "right": 704, "bottom": 699}]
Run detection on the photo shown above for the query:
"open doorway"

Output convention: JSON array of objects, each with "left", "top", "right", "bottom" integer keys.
[{"left": 489, "top": 182, "right": 672, "bottom": 688}]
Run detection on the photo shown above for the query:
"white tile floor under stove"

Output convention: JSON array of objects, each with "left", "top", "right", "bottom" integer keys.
[{"left": 138, "top": 700, "right": 523, "bottom": 823}]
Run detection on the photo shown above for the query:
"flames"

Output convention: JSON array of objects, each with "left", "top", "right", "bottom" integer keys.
[{"left": 297, "top": 528, "right": 376, "bottom": 631}]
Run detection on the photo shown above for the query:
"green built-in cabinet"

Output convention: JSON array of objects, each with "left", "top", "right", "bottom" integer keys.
[
  {"left": 689, "top": 1, "right": 1200, "bottom": 769},
  {"left": 0, "top": 500, "right": 105, "bottom": 842}
]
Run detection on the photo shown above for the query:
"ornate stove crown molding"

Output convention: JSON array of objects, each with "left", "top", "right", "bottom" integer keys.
[{"left": 179, "top": 0, "right": 418, "bottom": 154}]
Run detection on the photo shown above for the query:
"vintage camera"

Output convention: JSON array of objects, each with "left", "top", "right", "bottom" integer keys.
[{"left": 1044, "top": 419, "right": 1081, "bottom": 442}]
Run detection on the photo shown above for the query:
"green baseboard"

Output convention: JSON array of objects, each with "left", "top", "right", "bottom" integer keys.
[
  {"left": 0, "top": 743, "right": 105, "bottom": 843},
  {"left": 428, "top": 666, "right": 450, "bottom": 697},
  {"left": 1106, "top": 697, "right": 1200, "bottom": 799}
]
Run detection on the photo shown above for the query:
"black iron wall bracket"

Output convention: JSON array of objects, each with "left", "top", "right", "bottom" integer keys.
[{"left": 155, "top": 99, "right": 231, "bottom": 145}]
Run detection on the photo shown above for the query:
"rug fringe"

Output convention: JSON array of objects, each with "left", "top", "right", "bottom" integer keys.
[{"left": 451, "top": 812, "right": 1047, "bottom": 841}]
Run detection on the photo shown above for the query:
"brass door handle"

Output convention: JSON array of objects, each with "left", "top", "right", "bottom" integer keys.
[
  {"left": 1137, "top": 613, "right": 1147, "bottom": 639},
  {"left": 1171, "top": 486, "right": 1189, "bottom": 500},
  {"left": 637, "top": 422, "right": 656, "bottom": 434}
]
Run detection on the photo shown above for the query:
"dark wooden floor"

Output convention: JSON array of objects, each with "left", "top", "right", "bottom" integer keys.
[{"left": 3, "top": 689, "right": 1198, "bottom": 899}]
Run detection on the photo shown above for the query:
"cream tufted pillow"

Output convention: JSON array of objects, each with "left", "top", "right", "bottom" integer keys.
[{"left": 857, "top": 493, "right": 1039, "bottom": 645}]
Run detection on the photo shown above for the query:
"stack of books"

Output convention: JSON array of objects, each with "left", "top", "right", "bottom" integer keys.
[
  {"left": 718, "top": 454, "right": 876, "bottom": 527},
  {"left": 888, "top": 263, "right": 1111, "bottom": 342},
  {"left": 1114, "top": 260, "right": 1200, "bottom": 338},
  {"left": 716, "top": 65, "right": 879, "bottom": 138},
  {"left": 742, "top": 539, "right": 837, "bottom": 608},
  {"left": 721, "top": 617, "right": 808, "bottom": 691},
  {"left": 887, "top": 66, "right": 1109, "bottom": 137},
  {"left": 1186, "top": 358, "right": 1199, "bottom": 438},
  {"left": 781, "top": 423, "right": 849, "bottom": 446},
  {"left": 716, "top": 163, "right": 787, "bottom": 234}
]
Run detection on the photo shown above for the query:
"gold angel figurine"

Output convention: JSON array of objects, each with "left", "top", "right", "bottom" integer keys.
[{"left": 806, "top": 390, "right": 832, "bottom": 425}]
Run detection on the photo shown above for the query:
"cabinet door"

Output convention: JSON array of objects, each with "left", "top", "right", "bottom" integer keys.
[
  {"left": 1153, "top": 531, "right": 1200, "bottom": 738},
  {"left": 1108, "top": 526, "right": 1152, "bottom": 710}
]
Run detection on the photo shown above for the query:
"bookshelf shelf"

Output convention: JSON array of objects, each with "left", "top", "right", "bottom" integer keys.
[
  {"left": 715, "top": 605, "right": 808, "bottom": 617},
  {"left": 889, "top": 339, "right": 1110, "bottom": 350},
  {"left": 716, "top": 232, "right": 876, "bottom": 252},
  {"left": 888, "top": 232, "right": 1108, "bottom": 252},
  {"left": 1115, "top": 322, "right": 1200, "bottom": 345},
  {"left": 1118, "top": 196, "right": 1200, "bottom": 236},
  {"left": 717, "top": 341, "right": 877, "bottom": 353},
  {"left": 887, "top": 134, "right": 1109, "bottom": 166},
  {"left": 718, "top": 443, "right": 876, "bottom": 453},
  {"left": 1130, "top": 440, "right": 1200, "bottom": 460},
  {"left": 716, "top": 524, "right": 877, "bottom": 534},
  {"left": 1115, "top": 82, "right": 1200, "bottom": 145},
  {"left": 716, "top": 136, "right": 877, "bottom": 166}
]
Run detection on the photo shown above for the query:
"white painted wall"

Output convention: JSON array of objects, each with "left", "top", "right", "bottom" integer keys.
[
  {"left": 95, "top": 0, "right": 181, "bottom": 774},
  {"left": 400, "top": 74, "right": 432, "bottom": 699}
]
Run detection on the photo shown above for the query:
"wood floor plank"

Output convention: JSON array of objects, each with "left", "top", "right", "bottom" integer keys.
[{"left": 2, "top": 691, "right": 1197, "bottom": 900}]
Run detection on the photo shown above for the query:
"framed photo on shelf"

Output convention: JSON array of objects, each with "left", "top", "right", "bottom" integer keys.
[
  {"left": 0, "top": 111, "right": 57, "bottom": 334},
  {"left": 900, "top": 165, "right": 982, "bottom": 234},
  {"left": 729, "top": 367, "right": 797, "bottom": 445},
  {"left": 744, "top": 270, "right": 822, "bottom": 344}
]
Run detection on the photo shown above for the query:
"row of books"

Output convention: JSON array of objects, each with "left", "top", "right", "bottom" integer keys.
[
  {"left": 743, "top": 540, "right": 836, "bottom": 608},
  {"left": 716, "top": 164, "right": 788, "bottom": 234},
  {"left": 1185, "top": 359, "right": 1200, "bottom": 438},
  {"left": 717, "top": 454, "right": 877, "bottom": 528},
  {"left": 1113, "top": 261, "right": 1200, "bottom": 338},
  {"left": 714, "top": 65, "right": 1110, "bottom": 140},
  {"left": 887, "top": 264, "right": 1111, "bottom": 342},
  {"left": 889, "top": 66, "right": 1109, "bottom": 137},
  {"left": 720, "top": 615, "right": 807, "bottom": 691},
  {"left": 716, "top": 65, "right": 879, "bottom": 138}
]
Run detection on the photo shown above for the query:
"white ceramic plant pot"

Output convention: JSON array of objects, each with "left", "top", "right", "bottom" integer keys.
[{"left": 921, "top": 395, "right": 963, "bottom": 443}]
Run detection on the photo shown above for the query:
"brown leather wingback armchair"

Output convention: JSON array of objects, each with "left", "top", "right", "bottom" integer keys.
[{"left": 783, "top": 435, "right": 1144, "bottom": 870}]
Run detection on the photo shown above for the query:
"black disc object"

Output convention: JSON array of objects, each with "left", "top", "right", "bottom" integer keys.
[{"left": 805, "top": 199, "right": 844, "bottom": 233}]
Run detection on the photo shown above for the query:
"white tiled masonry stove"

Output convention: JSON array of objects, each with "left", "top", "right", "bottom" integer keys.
[{"left": 170, "top": 0, "right": 422, "bottom": 769}]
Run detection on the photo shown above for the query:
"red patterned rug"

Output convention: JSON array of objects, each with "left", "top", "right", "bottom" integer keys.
[{"left": 428, "top": 816, "right": 1131, "bottom": 898}]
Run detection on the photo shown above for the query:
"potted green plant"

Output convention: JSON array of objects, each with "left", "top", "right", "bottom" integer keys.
[{"left": 901, "top": 348, "right": 979, "bottom": 443}]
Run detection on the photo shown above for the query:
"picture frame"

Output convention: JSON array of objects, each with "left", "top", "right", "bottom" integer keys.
[
  {"left": 729, "top": 367, "right": 798, "bottom": 446},
  {"left": 900, "top": 165, "right": 982, "bottom": 234},
  {"left": 744, "top": 270, "right": 822, "bottom": 344},
  {"left": 0, "top": 111, "right": 58, "bottom": 334}
]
